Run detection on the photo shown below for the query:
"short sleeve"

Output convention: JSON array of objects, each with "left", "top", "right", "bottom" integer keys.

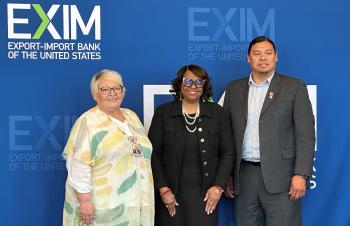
[{"left": 62, "top": 117, "right": 93, "bottom": 165}]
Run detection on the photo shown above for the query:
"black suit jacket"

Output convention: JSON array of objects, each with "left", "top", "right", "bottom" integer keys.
[
  {"left": 149, "top": 101, "right": 234, "bottom": 195},
  {"left": 223, "top": 73, "right": 315, "bottom": 194}
]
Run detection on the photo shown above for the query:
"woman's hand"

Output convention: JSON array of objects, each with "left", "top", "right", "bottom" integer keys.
[
  {"left": 204, "top": 186, "right": 223, "bottom": 214},
  {"left": 77, "top": 192, "right": 95, "bottom": 225},
  {"left": 224, "top": 176, "right": 235, "bottom": 198},
  {"left": 159, "top": 187, "right": 178, "bottom": 217}
]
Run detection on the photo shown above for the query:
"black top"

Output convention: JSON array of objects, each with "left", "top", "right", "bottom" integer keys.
[
  {"left": 178, "top": 115, "right": 202, "bottom": 194},
  {"left": 149, "top": 100, "right": 234, "bottom": 195}
]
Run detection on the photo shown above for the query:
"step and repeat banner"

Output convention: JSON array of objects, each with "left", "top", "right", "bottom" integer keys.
[{"left": 1, "top": 0, "right": 349, "bottom": 225}]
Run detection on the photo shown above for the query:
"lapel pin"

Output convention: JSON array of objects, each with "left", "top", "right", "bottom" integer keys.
[{"left": 268, "top": 91, "right": 274, "bottom": 99}]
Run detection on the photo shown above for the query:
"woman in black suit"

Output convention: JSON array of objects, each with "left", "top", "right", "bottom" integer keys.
[{"left": 148, "top": 64, "right": 234, "bottom": 226}]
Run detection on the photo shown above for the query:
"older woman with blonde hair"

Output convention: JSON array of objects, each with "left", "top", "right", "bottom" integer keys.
[{"left": 62, "top": 69, "right": 154, "bottom": 226}]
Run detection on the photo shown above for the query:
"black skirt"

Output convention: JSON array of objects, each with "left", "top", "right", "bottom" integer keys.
[{"left": 155, "top": 127, "right": 218, "bottom": 226}]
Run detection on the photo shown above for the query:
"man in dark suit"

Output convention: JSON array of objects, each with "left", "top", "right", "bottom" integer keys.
[{"left": 223, "top": 36, "right": 315, "bottom": 226}]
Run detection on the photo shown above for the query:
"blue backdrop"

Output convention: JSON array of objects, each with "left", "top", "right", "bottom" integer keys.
[{"left": 1, "top": 0, "right": 349, "bottom": 225}]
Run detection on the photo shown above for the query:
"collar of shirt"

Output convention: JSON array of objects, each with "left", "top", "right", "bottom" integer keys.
[
  {"left": 109, "top": 116, "right": 134, "bottom": 137},
  {"left": 248, "top": 71, "right": 275, "bottom": 87}
]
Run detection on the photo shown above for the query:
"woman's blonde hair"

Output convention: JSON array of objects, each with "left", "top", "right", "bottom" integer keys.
[{"left": 90, "top": 69, "right": 125, "bottom": 99}]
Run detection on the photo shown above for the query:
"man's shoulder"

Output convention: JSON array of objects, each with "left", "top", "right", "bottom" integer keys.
[
  {"left": 226, "top": 76, "right": 249, "bottom": 89},
  {"left": 277, "top": 73, "right": 305, "bottom": 85}
]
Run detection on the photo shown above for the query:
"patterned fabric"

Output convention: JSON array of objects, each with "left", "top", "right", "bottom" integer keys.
[{"left": 62, "top": 106, "right": 154, "bottom": 226}]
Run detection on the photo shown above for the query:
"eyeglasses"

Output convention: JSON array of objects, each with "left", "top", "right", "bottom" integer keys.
[
  {"left": 182, "top": 77, "right": 205, "bottom": 88},
  {"left": 99, "top": 86, "right": 124, "bottom": 95}
]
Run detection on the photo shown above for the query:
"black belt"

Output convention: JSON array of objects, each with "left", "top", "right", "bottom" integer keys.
[{"left": 242, "top": 160, "right": 261, "bottom": 166}]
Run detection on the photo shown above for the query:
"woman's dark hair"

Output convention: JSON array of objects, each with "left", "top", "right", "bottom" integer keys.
[{"left": 170, "top": 64, "right": 213, "bottom": 101}]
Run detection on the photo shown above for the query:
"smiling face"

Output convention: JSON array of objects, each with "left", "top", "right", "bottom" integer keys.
[
  {"left": 94, "top": 79, "right": 124, "bottom": 114},
  {"left": 180, "top": 70, "right": 204, "bottom": 103},
  {"left": 248, "top": 40, "right": 278, "bottom": 79}
]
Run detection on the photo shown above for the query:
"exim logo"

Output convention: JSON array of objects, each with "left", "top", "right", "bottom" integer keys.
[
  {"left": 188, "top": 8, "right": 275, "bottom": 42},
  {"left": 7, "top": 3, "right": 101, "bottom": 40}
]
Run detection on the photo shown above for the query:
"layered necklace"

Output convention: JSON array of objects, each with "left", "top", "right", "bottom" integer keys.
[
  {"left": 110, "top": 116, "right": 143, "bottom": 157},
  {"left": 182, "top": 104, "right": 200, "bottom": 133}
]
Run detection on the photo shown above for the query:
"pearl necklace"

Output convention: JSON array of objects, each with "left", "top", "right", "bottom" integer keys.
[{"left": 182, "top": 104, "right": 200, "bottom": 133}]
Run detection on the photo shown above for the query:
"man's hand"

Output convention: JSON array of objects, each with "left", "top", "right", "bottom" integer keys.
[{"left": 289, "top": 175, "right": 306, "bottom": 200}]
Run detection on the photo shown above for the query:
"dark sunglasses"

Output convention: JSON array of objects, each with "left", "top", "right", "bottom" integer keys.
[{"left": 182, "top": 77, "right": 205, "bottom": 88}]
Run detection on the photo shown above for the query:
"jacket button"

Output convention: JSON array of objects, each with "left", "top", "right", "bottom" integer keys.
[
  {"left": 200, "top": 138, "right": 205, "bottom": 143},
  {"left": 198, "top": 118, "right": 202, "bottom": 122},
  {"left": 198, "top": 127, "right": 202, "bottom": 132},
  {"left": 204, "top": 173, "right": 209, "bottom": 176},
  {"left": 202, "top": 150, "right": 206, "bottom": 153},
  {"left": 203, "top": 161, "right": 207, "bottom": 165}
]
